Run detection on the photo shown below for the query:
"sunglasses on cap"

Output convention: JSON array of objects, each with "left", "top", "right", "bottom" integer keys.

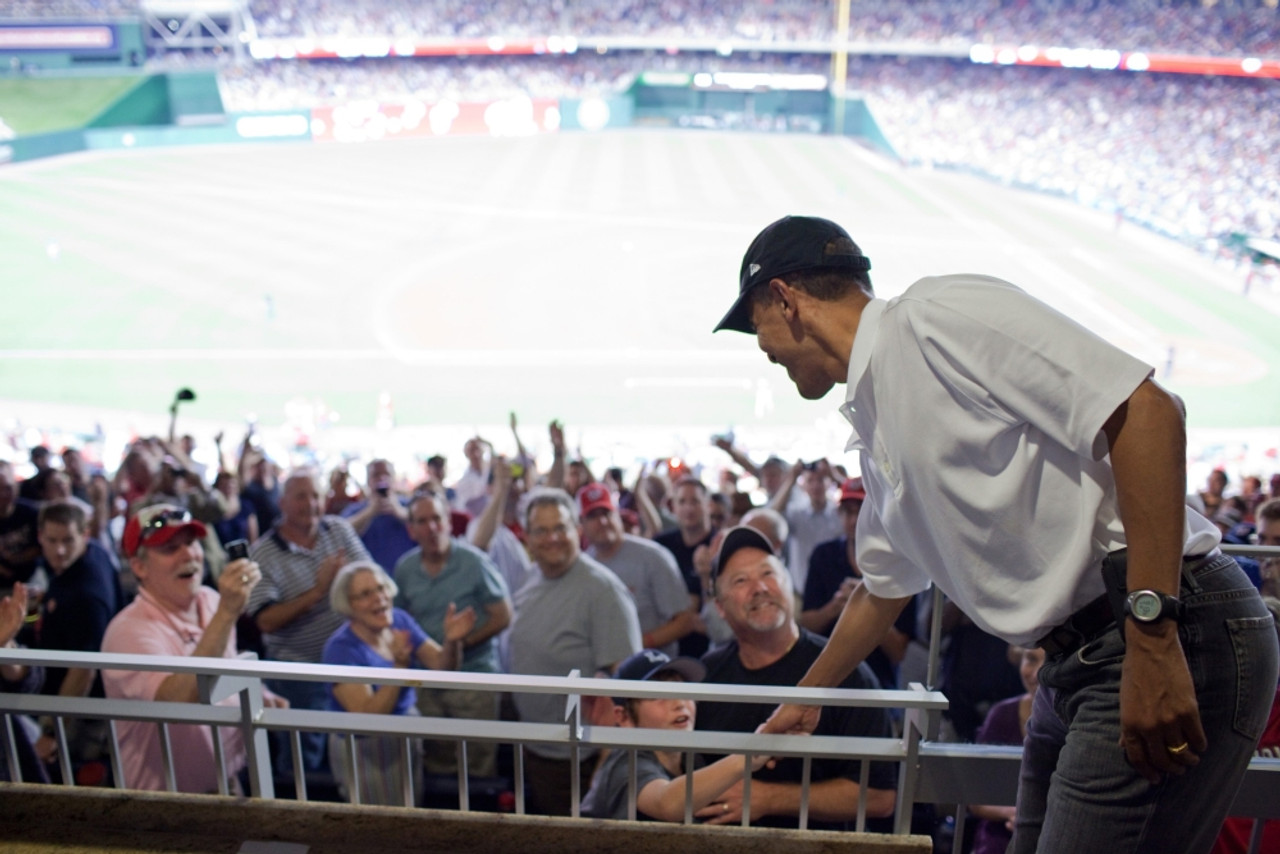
[{"left": 141, "top": 508, "right": 193, "bottom": 533}]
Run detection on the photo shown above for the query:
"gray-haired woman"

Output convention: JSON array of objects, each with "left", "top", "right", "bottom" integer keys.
[{"left": 322, "top": 560, "right": 475, "bottom": 805}]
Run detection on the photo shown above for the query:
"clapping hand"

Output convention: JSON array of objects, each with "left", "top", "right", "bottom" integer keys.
[{"left": 442, "top": 602, "right": 477, "bottom": 644}]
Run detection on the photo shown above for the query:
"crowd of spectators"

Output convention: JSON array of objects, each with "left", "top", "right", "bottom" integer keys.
[
  {"left": 3, "top": 0, "right": 1279, "bottom": 57},
  {"left": 3, "top": 418, "right": 1279, "bottom": 807},
  {"left": 241, "top": 0, "right": 1280, "bottom": 58}
]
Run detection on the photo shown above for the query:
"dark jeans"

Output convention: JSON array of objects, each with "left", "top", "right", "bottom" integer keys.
[
  {"left": 265, "top": 678, "right": 330, "bottom": 780},
  {"left": 522, "top": 750, "right": 597, "bottom": 817},
  {"left": 1012, "top": 554, "right": 1278, "bottom": 854}
]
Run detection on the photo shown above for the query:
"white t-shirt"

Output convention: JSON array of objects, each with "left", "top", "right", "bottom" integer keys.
[{"left": 842, "top": 274, "right": 1219, "bottom": 645}]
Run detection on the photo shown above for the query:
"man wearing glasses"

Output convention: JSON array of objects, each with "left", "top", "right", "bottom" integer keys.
[{"left": 507, "top": 487, "right": 641, "bottom": 816}]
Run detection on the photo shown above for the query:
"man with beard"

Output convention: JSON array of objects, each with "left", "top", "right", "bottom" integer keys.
[
  {"left": 102, "top": 504, "right": 285, "bottom": 793},
  {"left": 694, "top": 526, "right": 896, "bottom": 831}
]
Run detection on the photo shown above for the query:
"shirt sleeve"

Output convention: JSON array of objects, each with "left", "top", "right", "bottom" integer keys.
[
  {"left": 471, "top": 550, "right": 510, "bottom": 602},
  {"left": 906, "top": 276, "right": 1153, "bottom": 461},
  {"left": 855, "top": 495, "right": 933, "bottom": 600}
]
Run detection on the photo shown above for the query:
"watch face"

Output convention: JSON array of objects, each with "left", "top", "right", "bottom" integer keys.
[{"left": 1131, "top": 591, "right": 1162, "bottom": 621}]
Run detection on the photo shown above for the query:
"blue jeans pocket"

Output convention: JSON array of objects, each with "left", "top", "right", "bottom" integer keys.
[{"left": 1227, "top": 615, "right": 1277, "bottom": 741}]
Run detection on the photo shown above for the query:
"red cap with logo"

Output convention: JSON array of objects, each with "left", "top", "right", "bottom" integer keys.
[
  {"left": 576, "top": 483, "right": 615, "bottom": 517},
  {"left": 839, "top": 477, "right": 866, "bottom": 503},
  {"left": 122, "top": 504, "right": 208, "bottom": 557}
]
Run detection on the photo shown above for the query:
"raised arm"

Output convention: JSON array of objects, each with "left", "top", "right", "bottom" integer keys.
[{"left": 155, "top": 559, "right": 260, "bottom": 703}]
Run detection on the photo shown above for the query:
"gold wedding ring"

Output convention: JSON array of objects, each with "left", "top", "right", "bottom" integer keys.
[
  {"left": 1167, "top": 742, "right": 1190, "bottom": 754},
  {"left": 723, "top": 803, "right": 729, "bottom": 813},
  {"left": 241, "top": 573, "right": 250, "bottom": 585}
]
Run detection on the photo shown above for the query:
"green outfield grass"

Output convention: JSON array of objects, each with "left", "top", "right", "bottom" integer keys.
[
  {"left": 1, "top": 130, "right": 1277, "bottom": 440},
  {"left": 0, "top": 76, "right": 140, "bottom": 134}
]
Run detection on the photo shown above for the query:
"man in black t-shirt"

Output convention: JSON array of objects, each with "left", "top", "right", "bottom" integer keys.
[
  {"left": 0, "top": 461, "right": 41, "bottom": 587},
  {"left": 695, "top": 526, "right": 897, "bottom": 832},
  {"left": 653, "top": 477, "right": 716, "bottom": 658}
]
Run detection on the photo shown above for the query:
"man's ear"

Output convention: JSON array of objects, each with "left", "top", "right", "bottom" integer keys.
[{"left": 613, "top": 703, "right": 633, "bottom": 727}]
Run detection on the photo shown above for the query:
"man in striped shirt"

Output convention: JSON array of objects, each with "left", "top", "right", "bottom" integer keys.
[{"left": 247, "top": 469, "right": 370, "bottom": 776}]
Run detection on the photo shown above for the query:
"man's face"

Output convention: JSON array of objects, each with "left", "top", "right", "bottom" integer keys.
[
  {"left": 527, "top": 503, "right": 579, "bottom": 579},
  {"left": 565, "top": 462, "right": 588, "bottom": 496},
  {"left": 464, "top": 439, "right": 485, "bottom": 467},
  {"left": 714, "top": 549, "right": 792, "bottom": 636},
  {"left": 39, "top": 520, "right": 87, "bottom": 574},
  {"left": 427, "top": 460, "right": 446, "bottom": 481},
  {"left": 131, "top": 530, "right": 204, "bottom": 612},
  {"left": 839, "top": 499, "right": 862, "bottom": 539},
  {"left": 802, "top": 469, "right": 827, "bottom": 503},
  {"left": 280, "top": 476, "right": 321, "bottom": 530},
  {"left": 367, "top": 460, "right": 393, "bottom": 492},
  {"left": 749, "top": 291, "right": 836, "bottom": 401},
  {"left": 760, "top": 462, "right": 785, "bottom": 495},
  {"left": 62, "top": 449, "right": 85, "bottom": 480},
  {"left": 408, "top": 496, "right": 450, "bottom": 557},
  {"left": 673, "top": 484, "right": 708, "bottom": 529},
  {"left": 1259, "top": 517, "right": 1280, "bottom": 548},
  {"left": 580, "top": 506, "right": 622, "bottom": 551},
  {"left": 1207, "top": 470, "right": 1228, "bottom": 495}
]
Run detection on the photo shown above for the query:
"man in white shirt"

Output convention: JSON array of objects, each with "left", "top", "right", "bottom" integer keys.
[{"left": 716, "top": 215, "right": 1277, "bottom": 854}]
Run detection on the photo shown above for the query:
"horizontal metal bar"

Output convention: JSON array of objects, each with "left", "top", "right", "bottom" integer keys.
[{"left": 0, "top": 648, "right": 948, "bottom": 710}]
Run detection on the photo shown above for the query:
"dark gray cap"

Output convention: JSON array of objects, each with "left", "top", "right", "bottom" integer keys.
[{"left": 715, "top": 215, "right": 871, "bottom": 334}]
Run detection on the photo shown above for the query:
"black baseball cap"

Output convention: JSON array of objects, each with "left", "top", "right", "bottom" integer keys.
[
  {"left": 710, "top": 525, "right": 776, "bottom": 582},
  {"left": 611, "top": 649, "right": 706, "bottom": 706},
  {"left": 714, "top": 215, "right": 872, "bottom": 334}
]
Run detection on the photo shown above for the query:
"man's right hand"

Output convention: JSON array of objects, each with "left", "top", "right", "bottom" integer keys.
[
  {"left": 313, "top": 551, "right": 346, "bottom": 599},
  {"left": 761, "top": 702, "right": 822, "bottom": 738},
  {"left": 217, "top": 558, "right": 261, "bottom": 616}
]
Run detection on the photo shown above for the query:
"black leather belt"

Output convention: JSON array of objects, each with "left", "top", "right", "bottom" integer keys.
[
  {"left": 1036, "top": 550, "right": 1222, "bottom": 658},
  {"left": 1037, "top": 593, "right": 1116, "bottom": 658}
]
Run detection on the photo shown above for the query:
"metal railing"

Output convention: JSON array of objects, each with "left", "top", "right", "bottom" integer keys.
[
  {"left": 0, "top": 647, "right": 948, "bottom": 834},
  {"left": 1, "top": 543, "right": 1275, "bottom": 843}
]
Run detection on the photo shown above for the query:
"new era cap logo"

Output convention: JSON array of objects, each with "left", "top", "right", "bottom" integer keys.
[{"left": 749, "top": 263, "right": 761, "bottom": 277}]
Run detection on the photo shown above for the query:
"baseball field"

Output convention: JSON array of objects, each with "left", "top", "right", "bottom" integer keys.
[{"left": 1, "top": 128, "right": 1276, "bottom": 468}]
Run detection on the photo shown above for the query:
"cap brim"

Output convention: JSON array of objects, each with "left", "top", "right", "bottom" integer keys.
[
  {"left": 654, "top": 656, "right": 706, "bottom": 684},
  {"left": 141, "top": 520, "right": 208, "bottom": 552},
  {"left": 713, "top": 289, "right": 756, "bottom": 334}
]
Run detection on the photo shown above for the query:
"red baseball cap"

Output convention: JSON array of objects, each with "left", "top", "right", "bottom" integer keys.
[
  {"left": 122, "top": 504, "right": 208, "bottom": 557},
  {"left": 839, "top": 477, "right": 866, "bottom": 503},
  {"left": 576, "top": 483, "right": 615, "bottom": 517}
]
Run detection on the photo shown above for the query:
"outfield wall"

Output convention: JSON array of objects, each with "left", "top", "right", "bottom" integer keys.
[{"left": 0, "top": 69, "right": 891, "bottom": 165}]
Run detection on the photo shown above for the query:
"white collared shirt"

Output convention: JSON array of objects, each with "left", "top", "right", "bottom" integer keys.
[{"left": 840, "top": 274, "right": 1219, "bottom": 645}]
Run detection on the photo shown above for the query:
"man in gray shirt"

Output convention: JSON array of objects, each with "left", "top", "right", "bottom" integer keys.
[
  {"left": 508, "top": 487, "right": 641, "bottom": 816},
  {"left": 578, "top": 483, "right": 695, "bottom": 657}
]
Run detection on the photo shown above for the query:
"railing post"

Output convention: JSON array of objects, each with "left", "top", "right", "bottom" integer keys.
[
  {"left": 895, "top": 684, "right": 932, "bottom": 835},
  {"left": 238, "top": 678, "right": 274, "bottom": 799},
  {"left": 565, "top": 668, "right": 582, "bottom": 819}
]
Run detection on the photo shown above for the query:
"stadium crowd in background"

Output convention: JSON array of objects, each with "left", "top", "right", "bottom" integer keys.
[
  {"left": 5, "top": 0, "right": 1276, "bottom": 58},
  {"left": 214, "top": 51, "right": 1280, "bottom": 247}
]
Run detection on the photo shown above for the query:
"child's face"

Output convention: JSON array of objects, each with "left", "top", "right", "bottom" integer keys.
[{"left": 626, "top": 675, "right": 696, "bottom": 731}]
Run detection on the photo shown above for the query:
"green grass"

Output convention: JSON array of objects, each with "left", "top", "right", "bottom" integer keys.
[
  {"left": 0, "top": 76, "right": 140, "bottom": 134},
  {"left": 0, "top": 130, "right": 1276, "bottom": 445}
]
